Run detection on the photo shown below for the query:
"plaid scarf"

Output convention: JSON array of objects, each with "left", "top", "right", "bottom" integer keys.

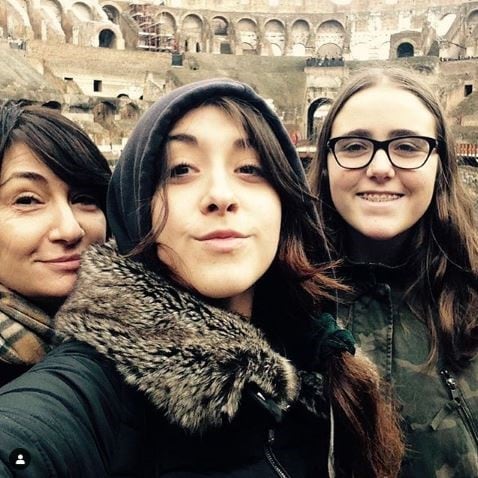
[{"left": 0, "top": 286, "right": 61, "bottom": 366}]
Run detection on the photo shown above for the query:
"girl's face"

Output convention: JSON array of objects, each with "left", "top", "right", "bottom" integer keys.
[
  {"left": 0, "top": 143, "right": 107, "bottom": 299},
  {"left": 327, "top": 85, "right": 439, "bottom": 241},
  {"left": 152, "top": 105, "right": 282, "bottom": 317}
]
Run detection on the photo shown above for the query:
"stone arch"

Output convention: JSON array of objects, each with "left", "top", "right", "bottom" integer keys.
[
  {"left": 71, "top": 2, "right": 93, "bottom": 21},
  {"left": 42, "top": 101, "right": 62, "bottom": 110},
  {"left": 316, "top": 20, "right": 344, "bottom": 56},
  {"left": 41, "top": 0, "right": 63, "bottom": 22},
  {"left": 307, "top": 98, "right": 331, "bottom": 139},
  {"left": 156, "top": 12, "right": 176, "bottom": 35},
  {"left": 237, "top": 18, "right": 258, "bottom": 54},
  {"left": 317, "top": 43, "right": 342, "bottom": 58},
  {"left": 212, "top": 16, "right": 228, "bottom": 36},
  {"left": 103, "top": 5, "right": 120, "bottom": 24},
  {"left": 121, "top": 102, "right": 140, "bottom": 120},
  {"left": 437, "top": 13, "right": 456, "bottom": 36},
  {"left": 291, "top": 20, "right": 310, "bottom": 56},
  {"left": 264, "top": 19, "right": 285, "bottom": 56},
  {"left": 39, "top": 0, "right": 65, "bottom": 41},
  {"left": 467, "top": 10, "right": 478, "bottom": 25},
  {"left": 99, "top": 28, "right": 116, "bottom": 48},
  {"left": 5, "top": 1, "right": 30, "bottom": 40},
  {"left": 397, "top": 42, "right": 414, "bottom": 58},
  {"left": 182, "top": 14, "right": 203, "bottom": 52},
  {"left": 153, "top": 11, "right": 176, "bottom": 51},
  {"left": 93, "top": 101, "right": 116, "bottom": 124},
  {"left": 467, "top": 10, "right": 478, "bottom": 36}
]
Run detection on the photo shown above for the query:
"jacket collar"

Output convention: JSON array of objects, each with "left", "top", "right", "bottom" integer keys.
[{"left": 55, "top": 241, "right": 327, "bottom": 432}]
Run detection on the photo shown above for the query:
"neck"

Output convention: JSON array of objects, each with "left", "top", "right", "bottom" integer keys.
[
  {"left": 29, "top": 296, "right": 64, "bottom": 317},
  {"left": 216, "top": 288, "right": 254, "bottom": 319},
  {"left": 344, "top": 227, "right": 412, "bottom": 266}
]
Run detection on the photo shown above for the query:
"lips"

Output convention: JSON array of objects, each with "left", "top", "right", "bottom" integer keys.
[
  {"left": 357, "top": 192, "right": 404, "bottom": 202},
  {"left": 40, "top": 254, "right": 82, "bottom": 271},
  {"left": 197, "top": 230, "right": 248, "bottom": 252},
  {"left": 198, "top": 230, "right": 247, "bottom": 241}
]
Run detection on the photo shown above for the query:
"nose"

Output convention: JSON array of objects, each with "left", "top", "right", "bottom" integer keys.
[
  {"left": 200, "top": 170, "right": 238, "bottom": 215},
  {"left": 48, "top": 203, "right": 85, "bottom": 245},
  {"left": 366, "top": 147, "right": 395, "bottom": 180}
]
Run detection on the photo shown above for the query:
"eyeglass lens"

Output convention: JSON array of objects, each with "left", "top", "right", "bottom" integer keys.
[{"left": 333, "top": 137, "right": 433, "bottom": 169}]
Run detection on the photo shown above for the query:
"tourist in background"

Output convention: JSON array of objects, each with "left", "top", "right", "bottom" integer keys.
[
  {"left": 0, "top": 103, "right": 110, "bottom": 386},
  {"left": 0, "top": 79, "right": 403, "bottom": 477},
  {"left": 309, "top": 67, "right": 478, "bottom": 477}
]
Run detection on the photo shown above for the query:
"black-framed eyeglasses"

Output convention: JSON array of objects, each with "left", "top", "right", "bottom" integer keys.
[{"left": 327, "top": 136, "right": 439, "bottom": 170}]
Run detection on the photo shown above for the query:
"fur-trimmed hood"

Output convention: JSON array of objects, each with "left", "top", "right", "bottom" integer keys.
[{"left": 55, "top": 242, "right": 327, "bottom": 433}]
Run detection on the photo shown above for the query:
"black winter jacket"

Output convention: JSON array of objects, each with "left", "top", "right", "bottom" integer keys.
[{"left": 0, "top": 242, "right": 332, "bottom": 477}]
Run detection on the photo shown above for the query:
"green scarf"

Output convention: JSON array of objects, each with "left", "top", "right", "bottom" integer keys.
[{"left": 0, "top": 286, "right": 61, "bottom": 366}]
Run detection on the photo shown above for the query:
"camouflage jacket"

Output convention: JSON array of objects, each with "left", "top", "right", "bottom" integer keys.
[{"left": 334, "top": 262, "right": 478, "bottom": 478}]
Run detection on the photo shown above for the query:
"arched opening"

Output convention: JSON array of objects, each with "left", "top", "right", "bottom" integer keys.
[
  {"left": 397, "top": 42, "right": 414, "bottom": 58},
  {"left": 307, "top": 98, "right": 331, "bottom": 139},
  {"left": 103, "top": 5, "right": 120, "bottom": 24},
  {"left": 121, "top": 103, "right": 140, "bottom": 120},
  {"left": 93, "top": 101, "right": 116, "bottom": 124},
  {"left": 117, "top": 93, "right": 130, "bottom": 99},
  {"left": 291, "top": 20, "right": 310, "bottom": 56},
  {"left": 264, "top": 19, "right": 285, "bottom": 56},
  {"left": 316, "top": 20, "right": 345, "bottom": 57},
  {"left": 99, "top": 29, "right": 116, "bottom": 48},
  {"left": 71, "top": 2, "right": 92, "bottom": 21},
  {"left": 317, "top": 43, "right": 342, "bottom": 60},
  {"left": 212, "top": 16, "right": 228, "bottom": 35},
  {"left": 42, "top": 101, "right": 62, "bottom": 110},
  {"left": 182, "top": 14, "right": 202, "bottom": 53},
  {"left": 237, "top": 18, "right": 258, "bottom": 54},
  {"left": 437, "top": 13, "right": 456, "bottom": 37}
]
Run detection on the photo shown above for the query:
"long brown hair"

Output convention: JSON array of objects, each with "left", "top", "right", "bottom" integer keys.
[
  {"left": 136, "top": 96, "right": 404, "bottom": 477},
  {"left": 309, "top": 67, "right": 478, "bottom": 370}
]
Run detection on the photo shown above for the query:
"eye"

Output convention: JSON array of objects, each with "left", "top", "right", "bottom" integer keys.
[
  {"left": 72, "top": 193, "right": 100, "bottom": 207},
  {"left": 13, "top": 194, "right": 42, "bottom": 206},
  {"left": 169, "top": 163, "right": 193, "bottom": 178},
  {"left": 237, "top": 164, "right": 264, "bottom": 176},
  {"left": 338, "top": 140, "right": 370, "bottom": 155},
  {"left": 392, "top": 138, "right": 429, "bottom": 156}
]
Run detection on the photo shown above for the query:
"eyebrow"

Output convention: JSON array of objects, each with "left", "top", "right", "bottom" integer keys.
[
  {"left": 337, "top": 128, "right": 423, "bottom": 139},
  {"left": 167, "top": 133, "right": 253, "bottom": 149},
  {"left": 0, "top": 171, "right": 48, "bottom": 189}
]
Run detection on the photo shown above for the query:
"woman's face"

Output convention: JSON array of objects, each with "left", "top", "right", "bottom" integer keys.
[
  {"left": 0, "top": 143, "right": 107, "bottom": 299},
  {"left": 152, "top": 105, "right": 282, "bottom": 317},
  {"left": 327, "top": 85, "right": 439, "bottom": 241}
]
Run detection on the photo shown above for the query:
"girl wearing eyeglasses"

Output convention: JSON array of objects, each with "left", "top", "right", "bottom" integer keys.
[{"left": 309, "top": 68, "right": 478, "bottom": 477}]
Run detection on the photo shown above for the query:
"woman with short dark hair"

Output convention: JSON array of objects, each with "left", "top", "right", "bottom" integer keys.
[{"left": 0, "top": 103, "right": 110, "bottom": 386}]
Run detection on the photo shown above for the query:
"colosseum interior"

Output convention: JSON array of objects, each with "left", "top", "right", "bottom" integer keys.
[{"left": 1, "top": 0, "right": 477, "bottom": 194}]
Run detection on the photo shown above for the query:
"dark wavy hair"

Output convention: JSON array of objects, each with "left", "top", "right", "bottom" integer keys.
[
  {"left": 135, "top": 96, "right": 404, "bottom": 477},
  {"left": 308, "top": 67, "right": 478, "bottom": 370},
  {"left": 0, "top": 102, "right": 111, "bottom": 215}
]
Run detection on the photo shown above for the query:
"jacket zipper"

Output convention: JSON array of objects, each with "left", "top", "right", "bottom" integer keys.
[
  {"left": 440, "top": 369, "right": 478, "bottom": 446},
  {"left": 264, "top": 429, "right": 292, "bottom": 478}
]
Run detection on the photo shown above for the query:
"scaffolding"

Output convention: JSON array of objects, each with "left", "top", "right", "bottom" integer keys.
[{"left": 129, "top": 3, "right": 175, "bottom": 52}]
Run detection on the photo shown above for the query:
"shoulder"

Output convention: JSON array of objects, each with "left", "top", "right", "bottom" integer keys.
[{"left": 0, "top": 340, "right": 146, "bottom": 477}]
